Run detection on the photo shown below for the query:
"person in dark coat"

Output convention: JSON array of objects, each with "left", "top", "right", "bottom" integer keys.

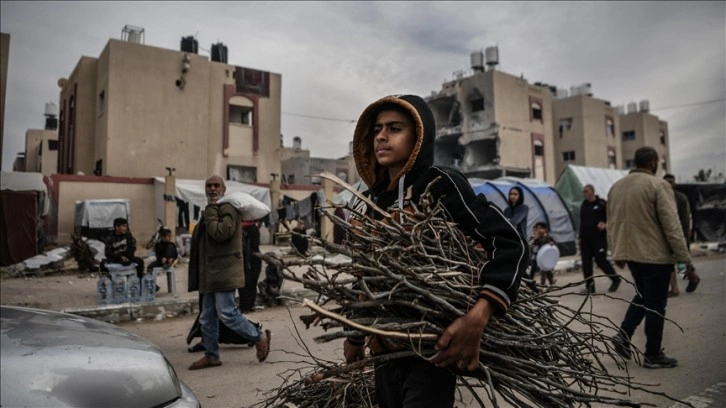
[
  {"left": 238, "top": 220, "right": 262, "bottom": 312},
  {"left": 342, "top": 94, "right": 528, "bottom": 408},
  {"left": 663, "top": 174, "right": 700, "bottom": 295},
  {"left": 101, "top": 218, "right": 145, "bottom": 279},
  {"left": 504, "top": 186, "right": 529, "bottom": 241},
  {"left": 579, "top": 184, "right": 621, "bottom": 294}
]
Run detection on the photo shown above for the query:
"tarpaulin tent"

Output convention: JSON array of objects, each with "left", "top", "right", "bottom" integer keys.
[
  {"left": 675, "top": 183, "right": 726, "bottom": 243},
  {"left": 469, "top": 177, "right": 577, "bottom": 256},
  {"left": 74, "top": 199, "right": 131, "bottom": 241},
  {"left": 555, "top": 165, "right": 628, "bottom": 234},
  {"left": 0, "top": 172, "right": 50, "bottom": 266}
]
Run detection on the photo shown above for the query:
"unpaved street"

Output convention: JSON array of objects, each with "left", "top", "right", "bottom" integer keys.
[{"left": 119, "top": 255, "right": 726, "bottom": 408}]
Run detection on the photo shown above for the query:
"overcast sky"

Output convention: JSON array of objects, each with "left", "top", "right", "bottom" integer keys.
[{"left": 1, "top": 1, "right": 724, "bottom": 181}]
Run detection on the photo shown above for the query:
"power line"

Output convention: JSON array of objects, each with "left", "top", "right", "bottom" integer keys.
[{"left": 282, "top": 111, "right": 356, "bottom": 123}]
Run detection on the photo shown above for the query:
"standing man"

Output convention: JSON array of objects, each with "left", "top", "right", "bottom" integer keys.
[
  {"left": 187, "top": 175, "right": 271, "bottom": 370},
  {"left": 662, "top": 174, "right": 700, "bottom": 294},
  {"left": 239, "top": 219, "right": 262, "bottom": 313},
  {"left": 579, "top": 184, "right": 621, "bottom": 293},
  {"left": 608, "top": 147, "right": 690, "bottom": 369}
]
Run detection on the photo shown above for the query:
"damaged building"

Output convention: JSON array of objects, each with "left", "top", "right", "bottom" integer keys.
[{"left": 426, "top": 47, "right": 556, "bottom": 182}]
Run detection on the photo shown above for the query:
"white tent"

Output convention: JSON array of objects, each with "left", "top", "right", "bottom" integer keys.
[
  {"left": 555, "top": 165, "right": 629, "bottom": 233},
  {"left": 153, "top": 178, "right": 271, "bottom": 222}
]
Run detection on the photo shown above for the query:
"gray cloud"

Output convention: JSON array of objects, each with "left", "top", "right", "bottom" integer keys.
[{"left": 2, "top": 1, "right": 723, "bottom": 181}]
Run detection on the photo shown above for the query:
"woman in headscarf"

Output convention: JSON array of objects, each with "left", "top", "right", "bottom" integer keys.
[{"left": 504, "top": 186, "right": 529, "bottom": 241}]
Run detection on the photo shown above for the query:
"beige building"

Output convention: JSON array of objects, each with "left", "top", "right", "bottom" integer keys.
[
  {"left": 1, "top": 32, "right": 9, "bottom": 170},
  {"left": 57, "top": 27, "right": 282, "bottom": 182},
  {"left": 280, "top": 136, "right": 357, "bottom": 186},
  {"left": 551, "top": 90, "right": 623, "bottom": 177},
  {"left": 619, "top": 101, "right": 670, "bottom": 171},
  {"left": 22, "top": 129, "right": 58, "bottom": 175},
  {"left": 426, "top": 48, "right": 556, "bottom": 183}
]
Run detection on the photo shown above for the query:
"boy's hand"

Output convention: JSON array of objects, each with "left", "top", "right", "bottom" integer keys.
[
  {"left": 431, "top": 298, "right": 493, "bottom": 371},
  {"left": 343, "top": 339, "right": 365, "bottom": 364}
]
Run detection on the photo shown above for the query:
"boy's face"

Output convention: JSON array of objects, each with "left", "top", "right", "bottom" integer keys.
[
  {"left": 161, "top": 233, "right": 173, "bottom": 242},
  {"left": 534, "top": 225, "right": 546, "bottom": 238},
  {"left": 114, "top": 224, "right": 128, "bottom": 235},
  {"left": 373, "top": 110, "right": 416, "bottom": 175}
]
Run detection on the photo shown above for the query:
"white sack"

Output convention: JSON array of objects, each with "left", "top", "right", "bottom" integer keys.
[{"left": 217, "top": 191, "right": 271, "bottom": 221}]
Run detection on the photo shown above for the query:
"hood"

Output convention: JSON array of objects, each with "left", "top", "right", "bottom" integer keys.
[
  {"left": 508, "top": 186, "right": 525, "bottom": 207},
  {"left": 353, "top": 95, "right": 435, "bottom": 192}
]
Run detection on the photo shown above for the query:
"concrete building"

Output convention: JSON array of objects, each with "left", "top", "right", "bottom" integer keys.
[
  {"left": 280, "top": 136, "right": 356, "bottom": 186},
  {"left": 57, "top": 26, "right": 282, "bottom": 182},
  {"left": 21, "top": 129, "right": 58, "bottom": 175},
  {"left": 619, "top": 100, "right": 670, "bottom": 171},
  {"left": 426, "top": 48, "right": 556, "bottom": 183},
  {"left": 551, "top": 87, "right": 623, "bottom": 177},
  {"left": 1, "top": 32, "right": 9, "bottom": 170}
]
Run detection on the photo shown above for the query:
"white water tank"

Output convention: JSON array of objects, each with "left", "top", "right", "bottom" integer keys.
[
  {"left": 44, "top": 102, "right": 57, "bottom": 117},
  {"left": 579, "top": 83, "right": 592, "bottom": 96},
  {"left": 293, "top": 136, "right": 302, "bottom": 150},
  {"left": 470, "top": 51, "right": 484, "bottom": 72},
  {"left": 627, "top": 102, "right": 638, "bottom": 113},
  {"left": 639, "top": 100, "right": 650, "bottom": 112},
  {"left": 616, "top": 105, "right": 626, "bottom": 115},
  {"left": 485, "top": 46, "right": 499, "bottom": 68},
  {"left": 557, "top": 88, "right": 569, "bottom": 98},
  {"left": 570, "top": 86, "right": 580, "bottom": 96}
]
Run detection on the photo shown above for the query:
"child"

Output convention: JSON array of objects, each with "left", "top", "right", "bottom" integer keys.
[
  {"left": 102, "top": 217, "right": 145, "bottom": 279},
  {"left": 530, "top": 222, "right": 558, "bottom": 286},
  {"left": 147, "top": 228, "right": 178, "bottom": 292},
  {"left": 343, "top": 94, "right": 528, "bottom": 408}
]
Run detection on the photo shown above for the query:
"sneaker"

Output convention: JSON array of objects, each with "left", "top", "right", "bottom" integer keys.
[
  {"left": 643, "top": 351, "right": 678, "bottom": 369},
  {"left": 611, "top": 333, "right": 631, "bottom": 360},
  {"left": 608, "top": 279, "right": 622, "bottom": 293}
]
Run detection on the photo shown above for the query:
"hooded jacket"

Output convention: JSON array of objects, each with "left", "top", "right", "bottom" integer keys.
[
  {"left": 503, "top": 186, "right": 529, "bottom": 240},
  {"left": 351, "top": 95, "right": 528, "bottom": 315}
]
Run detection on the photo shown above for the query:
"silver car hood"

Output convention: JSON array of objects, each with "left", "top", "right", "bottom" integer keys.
[{"left": 1, "top": 306, "right": 188, "bottom": 408}]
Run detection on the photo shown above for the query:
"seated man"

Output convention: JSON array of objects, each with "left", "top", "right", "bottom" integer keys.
[
  {"left": 290, "top": 219, "right": 309, "bottom": 256},
  {"left": 101, "top": 217, "right": 145, "bottom": 279}
]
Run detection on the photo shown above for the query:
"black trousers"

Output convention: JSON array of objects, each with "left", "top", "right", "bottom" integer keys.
[
  {"left": 580, "top": 238, "right": 619, "bottom": 288},
  {"left": 374, "top": 357, "right": 456, "bottom": 408},
  {"left": 619, "top": 262, "right": 672, "bottom": 356}
]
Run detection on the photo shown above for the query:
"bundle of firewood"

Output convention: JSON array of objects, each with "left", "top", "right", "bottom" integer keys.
[{"left": 254, "top": 172, "right": 686, "bottom": 408}]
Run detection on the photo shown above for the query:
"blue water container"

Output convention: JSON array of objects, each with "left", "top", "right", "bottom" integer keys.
[
  {"left": 141, "top": 273, "right": 156, "bottom": 302},
  {"left": 97, "top": 275, "right": 113, "bottom": 304},
  {"left": 127, "top": 275, "right": 141, "bottom": 302}
]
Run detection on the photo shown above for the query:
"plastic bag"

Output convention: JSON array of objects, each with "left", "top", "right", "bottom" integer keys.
[{"left": 217, "top": 192, "right": 270, "bottom": 221}]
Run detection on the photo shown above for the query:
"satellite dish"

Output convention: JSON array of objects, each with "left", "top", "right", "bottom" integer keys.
[{"left": 536, "top": 244, "right": 560, "bottom": 271}]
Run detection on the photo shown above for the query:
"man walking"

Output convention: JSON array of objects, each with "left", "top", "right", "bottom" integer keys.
[
  {"left": 579, "top": 184, "right": 621, "bottom": 293},
  {"left": 608, "top": 147, "right": 690, "bottom": 369},
  {"left": 663, "top": 173, "right": 700, "bottom": 295},
  {"left": 187, "top": 175, "right": 271, "bottom": 370}
]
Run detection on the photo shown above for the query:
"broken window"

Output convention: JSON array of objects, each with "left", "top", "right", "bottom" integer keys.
[
  {"left": 48, "top": 140, "right": 59, "bottom": 151},
  {"left": 227, "top": 165, "right": 257, "bottom": 183},
  {"left": 562, "top": 151, "right": 576, "bottom": 161},
  {"left": 471, "top": 97, "right": 484, "bottom": 112},
  {"left": 559, "top": 118, "right": 573, "bottom": 138},
  {"left": 622, "top": 131, "right": 636, "bottom": 141}
]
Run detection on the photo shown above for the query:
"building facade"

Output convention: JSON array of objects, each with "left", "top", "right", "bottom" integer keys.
[
  {"left": 426, "top": 48, "right": 668, "bottom": 182},
  {"left": 57, "top": 31, "right": 282, "bottom": 182},
  {"left": 22, "top": 129, "right": 58, "bottom": 175},
  {"left": 281, "top": 136, "right": 356, "bottom": 186},
  {"left": 551, "top": 92, "right": 623, "bottom": 177},
  {"left": 619, "top": 102, "right": 670, "bottom": 171},
  {"left": 426, "top": 50, "right": 556, "bottom": 183}
]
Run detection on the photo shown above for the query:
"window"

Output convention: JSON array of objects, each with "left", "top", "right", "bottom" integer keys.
[
  {"left": 607, "top": 147, "right": 617, "bottom": 169},
  {"left": 227, "top": 165, "right": 257, "bottom": 183},
  {"left": 605, "top": 116, "right": 615, "bottom": 137},
  {"left": 48, "top": 140, "right": 59, "bottom": 151},
  {"left": 625, "top": 159, "right": 634, "bottom": 168},
  {"left": 558, "top": 118, "right": 573, "bottom": 138},
  {"left": 229, "top": 105, "right": 253, "bottom": 126},
  {"left": 533, "top": 143, "right": 544, "bottom": 156},
  {"left": 562, "top": 151, "right": 576, "bottom": 161},
  {"left": 622, "top": 131, "right": 636, "bottom": 141},
  {"left": 98, "top": 90, "right": 105, "bottom": 116},
  {"left": 287, "top": 174, "right": 295, "bottom": 184},
  {"left": 531, "top": 101, "right": 542, "bottom": 121},
  {"left": 659, "top": 130, "right": 666, "bottom": 145},
  {"left": 471, "top": 97, "right": 484, "bottom": 112}
]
